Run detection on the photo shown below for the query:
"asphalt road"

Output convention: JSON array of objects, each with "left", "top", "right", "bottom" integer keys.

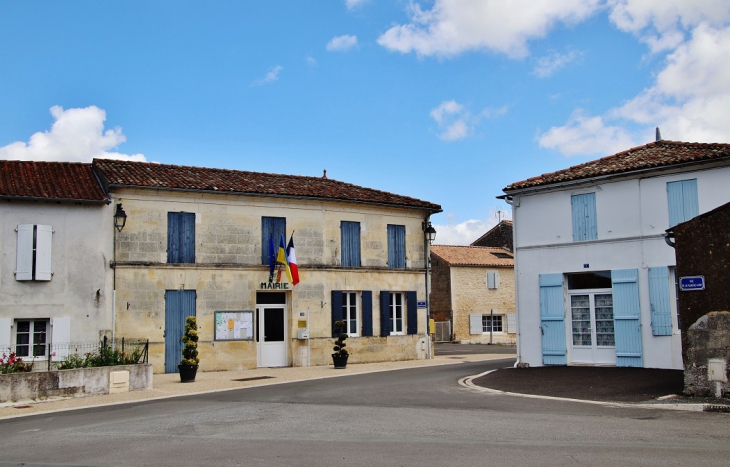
[{"left": 0, "top": 358, "right": 727, "bottom": 467}]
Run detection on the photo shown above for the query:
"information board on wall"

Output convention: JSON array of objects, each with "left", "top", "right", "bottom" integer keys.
[{"left": 214, "top": 311, "right": 254, "bottom": 341}]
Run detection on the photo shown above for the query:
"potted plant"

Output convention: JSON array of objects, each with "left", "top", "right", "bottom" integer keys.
[
  {"left": 332, "top": 320, "right": 349, "bottom": 369},
  {"left": 179, "top": 316, "right": 199, "bottom": 382}
]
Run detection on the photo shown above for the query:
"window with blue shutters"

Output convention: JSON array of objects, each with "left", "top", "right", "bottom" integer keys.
[
  {"left": 667, "top": 179, "right": 698, "bottom": 227},
  {"left": 341, "top": 221, "right": 361, "bottom": 267},
  {"left": 167, "top": 213, "right": 195, "bottom": 264},
  {"left": 387, "top": 225, "right": 406, "bottom": 269},
  {"left": 571, "top": 193, "right": 598, "bottom": 242},
  {"left": 261, "top": 217, "right": 286, "bottom": 265}
]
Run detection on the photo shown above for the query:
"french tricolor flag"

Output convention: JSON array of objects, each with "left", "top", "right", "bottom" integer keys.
[{"left": 286, "top": 234, "right": 300, "bottom": 285}]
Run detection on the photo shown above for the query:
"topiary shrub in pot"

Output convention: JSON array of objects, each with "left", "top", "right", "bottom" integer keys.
[
  {"left": 179, "top": 316, "right": 199, "bottom": 382},
  {"left": 332, "top": 320, "right": 349, "bottom": 369}
]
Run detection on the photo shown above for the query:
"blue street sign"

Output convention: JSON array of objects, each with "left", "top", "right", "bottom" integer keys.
[
  {"left": 679, "top": 276, "right": 705, "bottom": 291},
  {"left": 417, "top": 301, "right": 426, "bottom": 308}
]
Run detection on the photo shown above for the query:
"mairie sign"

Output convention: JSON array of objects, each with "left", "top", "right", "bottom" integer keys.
[
  {"left": 259, "top": 282, "right": 289, "bottom": 290},
  {"left": 679, "top": 276, "right": 705, "bottom": 291}
]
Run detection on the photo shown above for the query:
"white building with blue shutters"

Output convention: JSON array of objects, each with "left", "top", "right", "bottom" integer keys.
[{"left": 501, "top": 141, "right": 730, "bottom": 369}]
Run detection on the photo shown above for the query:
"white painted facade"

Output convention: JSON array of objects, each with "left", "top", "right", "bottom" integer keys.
[
  {"left": 0, "top": 201, "right": 114, "bottom": 359},
  {"left": 508, "top": 162, "right": 730, "bottom": 370}
]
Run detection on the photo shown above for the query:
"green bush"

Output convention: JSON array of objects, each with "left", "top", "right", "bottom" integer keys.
[
  {"left": 180, "top": 316, "right": 199, "bottom": 366},
  {"left": 55, "top": 343, "right": 143, "bottom": 370}
]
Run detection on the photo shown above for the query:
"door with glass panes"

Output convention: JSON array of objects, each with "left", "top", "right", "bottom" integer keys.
[{"left": 569, "top": 290, "right": 616, "bottom": 365}]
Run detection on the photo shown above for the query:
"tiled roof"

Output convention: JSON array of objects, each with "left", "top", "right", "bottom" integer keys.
[
  {"left": 504, "top": 141, "right": 730, "bottom": 192},
  {"left": 430, "top": 245, "right": 514, "bottom": 267},
  {"left": 94, "top": 159, "right": 441, "bottom": 211},
  {"left": 0, "top": 160, "right": 108, "bottom": 203},
  {"left": 470, "top": 220, "right": 513, "bottom": 247}
]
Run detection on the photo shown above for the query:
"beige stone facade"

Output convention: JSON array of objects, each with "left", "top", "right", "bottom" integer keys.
[
  {"left": 112, "top": 189, "right": 435, "bottom": 373},
  {"left": 429, "top": 245, "right": 515, "bottom": 345}
]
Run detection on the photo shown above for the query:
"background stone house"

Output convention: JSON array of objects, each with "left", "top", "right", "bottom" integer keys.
[
  {"left": 471, "top": 220, "right": 513, "bottom": 251},
  {"left": 502, "top": 140, "right": 730, "bottom": 370},
  {"left": 0, "top": 161, "right": 114, "bottom": 363},
  {"left": 429, "top": 245, "right": 515, "bottom": 344},
  {"left": 667, "top": 201, "right": 730, "bottom": 397},
  {"left": 93, "top": 159, "right": 441, "bottom": 373}
]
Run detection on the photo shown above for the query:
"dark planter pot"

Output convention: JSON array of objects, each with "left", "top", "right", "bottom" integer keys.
[
  {"left": 178, "top": 364, "right": 199, "bottom": 382},
  {"left": 332, "top": 354, "right": 348, "bottom": 369}
]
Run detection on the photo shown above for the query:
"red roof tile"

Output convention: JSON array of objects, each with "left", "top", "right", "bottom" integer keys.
[
  {"left": 431, "top": 245, "right": 514, "bottom": 267},
  {"left": 0, "top": 160, "right": 108, "bottom": 202},
  {"left": 504, "top": 141, "right": 730, "bottom": 192},
  {"left": 94, "top": 159, "right": 441, "bottom": 211}
]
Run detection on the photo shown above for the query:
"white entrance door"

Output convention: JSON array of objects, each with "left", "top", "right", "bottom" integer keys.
[
  {"left": 569, "top": 291, "right": 616, "bottom": 365},
  {"left": 257, "top": 306, "right": 287, "bottom": 367}
]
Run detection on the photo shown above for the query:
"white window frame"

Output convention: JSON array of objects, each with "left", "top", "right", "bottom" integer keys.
[
  {"left": 15, "top": 224, "right": 53, "bottom": 281},
  {"left": 342, "top": 292, "right": 360, "bottom": 337},
  {"left": 14, "top": 319, "right": 50, "bottom": 359},
  {"left": 389, "top": 292, "right": 405, "bottom": 336},
  {"left": 482, "top": 314, "right": 504, "bottom": 333}
]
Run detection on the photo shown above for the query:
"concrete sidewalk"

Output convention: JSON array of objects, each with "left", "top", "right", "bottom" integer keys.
[{"left": 0, "top": 353, "right": 511, "bottom": 420}]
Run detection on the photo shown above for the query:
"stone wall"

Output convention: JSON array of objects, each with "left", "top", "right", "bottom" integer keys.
[
  {"left": 429, "top": 253, "right": 452, "bottom": 323},
  {"left": 684, "top": 311, "right": 730, "bottom": 398},
  {"left": 451, "top": 266, "right": 515, "bottom": 344},
  {"left": 0, "top": 364, "right": 153, "bottom": 403}
]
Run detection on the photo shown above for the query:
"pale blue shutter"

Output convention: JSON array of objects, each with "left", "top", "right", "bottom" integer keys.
[
  {"left": 539, "top": 273, "right": 567, "bottom": 365},
  {"left": 648, "top": 266, "right": 672, "bottom": 336},
  {"left": 667, "top": 179, "right": 699, "bottom": 227},
  {"left": 180, "top": 214, "right": 195, "bottom": 264},
  {"left": 164, "top": 290, "right": 196, "bottom": 373},
  {"left": 611, "top": 269, "right": 643, "bottom": 367},
  {"left": 387, "top": 225, "right": 406, "bottom": 268},
  {"left": 341, "top": 221, "right": 361, "bottom": 267},
  {"left": 571, "top": 193, "right": 597, "bottom": 241},
  {"left": 261, "top": 217, "right": 286, "bottom": 264},
  {"left": 380, "top": 291, "right": 390, "bottom": 336},
  {"left": 361, "top": 291, "right": 373, "bottom": 337},
  {"left": 167, "top": 213, "right": 180, "bottom": 263}
]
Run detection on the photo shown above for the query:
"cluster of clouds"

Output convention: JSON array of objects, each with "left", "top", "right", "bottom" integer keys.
[
  {"left": 376, "top": 0, "right": 730, "bottom": 154},
  {"left": 433, "top": 208, "right": 512, "bottom": 246},
  {"left": 429, "top": 101, "right": 507, "bottom": 141},
  {"left": 0, "top": 106, "right": 145, "bottom": 163}
]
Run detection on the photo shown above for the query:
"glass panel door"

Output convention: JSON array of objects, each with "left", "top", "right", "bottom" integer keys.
[{"left": 569, "top": 291, "right": 616, "bottom": 365}]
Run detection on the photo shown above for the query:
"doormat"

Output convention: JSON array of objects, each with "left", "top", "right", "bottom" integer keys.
[{"left": 231, "top": 376, "right": 275, "bottom": 382}]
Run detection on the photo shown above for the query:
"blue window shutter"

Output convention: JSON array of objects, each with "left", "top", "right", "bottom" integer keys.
[
  {"left": 571, "top": 193, "right": 597, "bottom": 241},
  {"left": 667, "top": 179, "right": 699, "bottom": 227},
  {"left": 167, "top": 213, "right": 181, "bottom": 263},
  {"left": 539, "top": 273, "right": 567, "bottom": 365},
  {"left": 361, "top": 291, "right": 373, "bottom": 337},
  {"left": 380, "top": 291, "right": 390, "bottom": 337},
  {"left": 261, "top": 217, "right": 286, "bottom": 264},
  {"left": 612, "top": 269, "right": 643, "bottom": 367},
  {"left": 406, "top": 291, "right": 418, "bottom": 335},
  {"left": 387, "top": 225, "right": 406, "bottom": 269},
  {"left": 331, "top": 290, "right": 343, "bottom": 337},
  {"left": 648, "top": 267, "right": 672, "bottom": 336},
  {"left": 180, "top": 213, "right": 195, "bottom": 264},
  {"left": 341, "top": 221, "right": 361, "bottom": 267},
  {"left": 164, "top": 289, "right": 196, "bottom": 373}
]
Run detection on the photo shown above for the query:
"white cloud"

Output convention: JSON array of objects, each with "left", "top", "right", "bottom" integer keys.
[
  {"left": 430, "top": 100, "right": 507, "bottom": 141},
  {"left": 326, "top": 35, "right": 358, "bottom": 52},
  {"left": 306, "top": 56, "right": 317, "bottom": 66},
  {"left": 608, "top": 0, "right": 730, "bottom": 52},
  {"left": 533, "top": 50, "right": 583, "bottom": 77},
  {"left": 377, "top": 0, "right": 602, "bottom": 58},
  {"left": 252, "top": 65, "right": 283, "bottom": 86},
  {"left": 0, "top": 106, "right": 145, "bottom": 163},
  {"left": 539, "top": 109, "right": 637, "bottom": 156},
  {"left": 433, "top": 208, "right": 512, "bottom": 246},
  {"left": 345, "top": 0, "right": 368, "bottom": 10},
  {"left": 540, "top": 22, "right": 730, "bottom": 156}
]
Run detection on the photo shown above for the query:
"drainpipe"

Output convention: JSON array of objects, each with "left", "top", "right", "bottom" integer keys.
[
  {"left": 503, "top": 195, "right": 521, "bottom": 367},
  {"left": 424, "top": 216, "right": 432, "bottom": 359}
]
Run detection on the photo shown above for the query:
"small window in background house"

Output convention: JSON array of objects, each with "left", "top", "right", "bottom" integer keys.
[
  {"left": 15, "top": 319, "right": 49, "bottom": 357},
  {"left": 482, "top": 315, "right": 503, "bottom": 333},
  {"left": 15, "top": 224, "right": 53, "bottom": 281}
]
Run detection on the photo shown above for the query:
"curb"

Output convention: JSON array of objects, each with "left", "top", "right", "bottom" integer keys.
[{"left": 459, "top": 369, "right": 721, "bottom": 413}]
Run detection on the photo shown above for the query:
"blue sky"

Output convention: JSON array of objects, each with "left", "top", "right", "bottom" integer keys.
[{"left": 2, "top": 1, "right": 729, "bottom": 244}]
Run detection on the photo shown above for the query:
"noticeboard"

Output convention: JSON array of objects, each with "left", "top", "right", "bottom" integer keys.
[{"left": 214, "top": 311, "right": 254, "bottom": 341}]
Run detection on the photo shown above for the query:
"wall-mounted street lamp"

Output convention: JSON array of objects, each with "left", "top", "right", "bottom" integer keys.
[
  {"left": 423, "top": 221, "right": 437, "bottom": 245},
  {"left": 423, "top": 220, "right": 437, "bottom": 359},
  {"left": 114, "top": 203, "right": 127, "bottom": 232}
]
